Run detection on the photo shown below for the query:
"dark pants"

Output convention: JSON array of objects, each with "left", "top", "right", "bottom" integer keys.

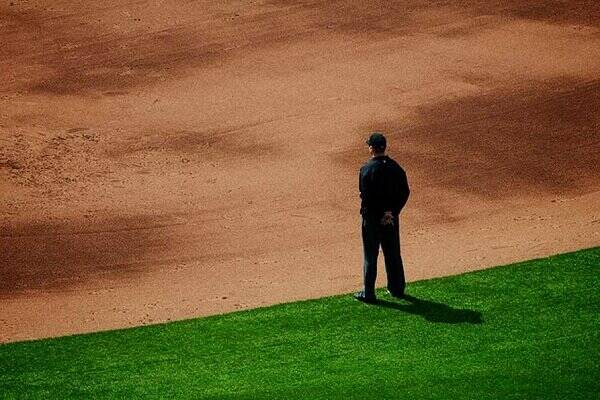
[{"left": 361, "top": 214, "right": 406, "bottom": 298}]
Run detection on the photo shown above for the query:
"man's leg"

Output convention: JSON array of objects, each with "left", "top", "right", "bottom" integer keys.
[
  {"left": 361, "top": 215, "right": 380, "bottom": 299},
  {"left": 380, "top": 215, "right": 406, "bottom": 296}
]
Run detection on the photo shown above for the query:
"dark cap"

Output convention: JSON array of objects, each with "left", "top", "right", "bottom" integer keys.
[{"left": 366, "top": 132, "right": 386, "bottom": 148}]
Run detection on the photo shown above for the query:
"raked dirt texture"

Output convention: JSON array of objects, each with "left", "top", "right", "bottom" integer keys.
[{"left": 1, "top": 0, "right": 599, "bottom": 342}]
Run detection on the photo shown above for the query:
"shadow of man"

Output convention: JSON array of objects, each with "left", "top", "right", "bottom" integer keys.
[{"left": 375, "top": 294, "right": 483, "bottom": 324}]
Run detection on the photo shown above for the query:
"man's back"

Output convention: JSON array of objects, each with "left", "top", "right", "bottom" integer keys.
[{"left": 359, "top": 155, "right": 410, "bottom": 218}]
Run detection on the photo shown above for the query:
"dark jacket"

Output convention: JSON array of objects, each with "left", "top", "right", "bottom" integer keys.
[{"left": 359, "top": 155, "right": 410, "bottom": 218}]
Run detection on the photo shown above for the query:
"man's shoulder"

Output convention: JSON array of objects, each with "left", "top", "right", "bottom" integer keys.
[
  {"left": 361, "top": 158, "right": 377, "bottom": 170},
  {"left": 385, "top": 156, "right": 405, "bottom": 171},
  {"left": 362, "top": 156, "right": 404, "bottom": 172}
]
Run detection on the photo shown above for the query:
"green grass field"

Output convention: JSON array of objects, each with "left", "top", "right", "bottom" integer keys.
[{"left": 1, "top": 248, "right": 599, "bottom": 399}]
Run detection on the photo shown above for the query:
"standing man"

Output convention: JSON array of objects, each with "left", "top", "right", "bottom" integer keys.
[{"left": 355, "top": 132, "right": 410, "bottom": 304}]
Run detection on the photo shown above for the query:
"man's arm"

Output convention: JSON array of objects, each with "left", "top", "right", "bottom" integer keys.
[
  {"left": 381, "top": 164, "right": 409, "bottom": 222},
  {"left": 380, "top": 169, "right": 395, "bottom": 225},
  {"left": 397, "top": 168, "right": 410, "bottom": 212},
  {"left": 359, "top": 166, "right": 370, "bottom": 204}
]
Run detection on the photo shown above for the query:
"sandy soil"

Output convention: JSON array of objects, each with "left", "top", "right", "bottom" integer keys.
[{"left": 1, "top": 0, "right": 599, "bottom": 343}]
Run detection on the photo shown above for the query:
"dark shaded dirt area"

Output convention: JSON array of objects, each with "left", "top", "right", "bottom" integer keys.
[
  {"left": 0, "top": 215, "right": 183, "bottom": 296},
  {"left": 346, "top": 78, "right": 600, "bottom": 199}
]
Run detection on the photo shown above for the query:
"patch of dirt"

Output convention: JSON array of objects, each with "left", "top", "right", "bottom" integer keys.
[
  {"left": 1, "top": 0, "right": 599, "bottom": 343},
  {"left": 0, "top": 215, "right": 185, "bottom": 296},
  {"left": 336, "top": 78, "right": 600, "bottom": 199}
]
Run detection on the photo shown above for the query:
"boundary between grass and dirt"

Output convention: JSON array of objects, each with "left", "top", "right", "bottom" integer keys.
[{"left": 0, "top": 247, "right": 598, "bottom": 399}]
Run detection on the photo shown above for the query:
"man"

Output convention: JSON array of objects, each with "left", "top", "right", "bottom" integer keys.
[{"left": 355, "top": 132, "right": 410, "bottom": 304}]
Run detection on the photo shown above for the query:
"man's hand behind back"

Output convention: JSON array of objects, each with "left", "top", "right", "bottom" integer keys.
[{"left": 380, "top": 211, "right": 394, "bottom": 226}]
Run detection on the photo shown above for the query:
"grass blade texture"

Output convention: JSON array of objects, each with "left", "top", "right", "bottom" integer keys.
[{"left": 1, "top": 247, "right": 599, "bottom": 399}]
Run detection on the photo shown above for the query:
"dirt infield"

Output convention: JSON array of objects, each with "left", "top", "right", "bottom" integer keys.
[{"left": 1, "top": 0, "right": 599, "bottom": 343}]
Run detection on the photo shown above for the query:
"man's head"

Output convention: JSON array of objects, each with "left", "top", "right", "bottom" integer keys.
[{"left": 366, "top": 132, "right": 386, "bottom": 156}]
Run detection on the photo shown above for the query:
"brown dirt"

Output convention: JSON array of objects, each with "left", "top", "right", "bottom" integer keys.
[{"left": 1, "top": 0, "right": 599, "bottom": 343}]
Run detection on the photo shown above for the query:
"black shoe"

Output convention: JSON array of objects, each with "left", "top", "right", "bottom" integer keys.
[
  {"left": 387, "top": 289, "right": 405, "bottom": 299},
  {"left": 354, "top": 291, "right": 376, "bottom": 304}
]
